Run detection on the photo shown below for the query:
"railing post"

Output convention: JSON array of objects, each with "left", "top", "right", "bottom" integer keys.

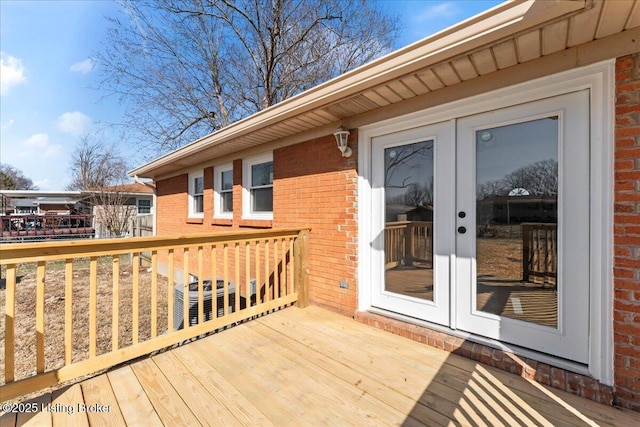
[
  {"left": 522, "top": 224, "right": 531, "bottom": 282},
  {"left": 404, "top": 222, "right": 413, "bottom": 267},
  {"left": 4, "top": 264, "right": 16, "bottom": 383},
  {"left": 294, "top": 229, "right": 310, "bottom": 308}
]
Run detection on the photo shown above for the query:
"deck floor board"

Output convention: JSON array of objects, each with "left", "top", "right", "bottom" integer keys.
[{"left": 3, "top": 306, "right": 640, "bottom": 426}]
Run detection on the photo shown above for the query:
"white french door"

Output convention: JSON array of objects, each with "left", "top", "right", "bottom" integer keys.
[
  {"left": 371, "top": 90, "right": 591, "bottom": 363},
  {"left": 371, "top": 121, "right": 453, "bottom": 326},
  {"left": 455, "top": 90, "right": 590, "bottom": 363}
]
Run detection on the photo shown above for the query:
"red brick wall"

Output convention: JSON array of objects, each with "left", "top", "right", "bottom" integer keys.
[
  {"left": 273, "top": 133, "right": 359, "bottom": 315},
  {"left": 614, "top": 53, "right": 640, "bottom": 411},
  {"left": 155, "top": 132, "right": 359, "bottom": 316}
]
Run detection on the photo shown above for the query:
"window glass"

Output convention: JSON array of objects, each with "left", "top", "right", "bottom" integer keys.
[
  {"left": 475, "top": 116, "right": 559, "bottom": 328},
  {"left": 221, "top": 170, "right": 233, "bottom": 191},
  {"left": 221, "top": 170, "right": 233, "bottom": 213},
  {"left": 194, "top": 176, "right": 204, "bottom": 195},
  {"left": 138, "top": 199, "right": 151, "bottom": 214},
  {"left": 252, "top": 188, "right": 273, "bottom": 212},
  {"left": 193, "top": 175, "right": 204, "bottom": 214},
  {"left": 251, "top": 162, "right": 273, "bottom": 187}
]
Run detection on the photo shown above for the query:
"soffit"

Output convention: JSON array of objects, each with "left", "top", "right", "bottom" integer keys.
[{"left": 131, "top": 0, "right": 639, "bottom": 179}]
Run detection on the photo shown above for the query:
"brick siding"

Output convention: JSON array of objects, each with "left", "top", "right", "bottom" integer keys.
[
  {"left": 155, "top": 132, "right": 359, "bottom": 316},
  {"left": 273, "top": 133, "right": 359, "bottom": 315},
  {"left": 614, "top": 53, "right": 640, "bottom": 411}
]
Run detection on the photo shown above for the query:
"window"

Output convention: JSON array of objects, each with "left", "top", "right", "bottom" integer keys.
[
  {"left": 188, "top": 171, "right": 204, "bottom": 218},
  {"left": 243, "top": 153, "right": 273, "bottom": 219},
  {"left": 214, "top": 163, "right": 233, "bottom": 218},
  {"left": 137, "top": 199, "right": 152, "bottom": 214}
]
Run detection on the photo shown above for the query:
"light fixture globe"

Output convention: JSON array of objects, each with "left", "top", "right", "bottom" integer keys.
[{"left": 333, "top": 125, "right": 352, "bottom": 157}]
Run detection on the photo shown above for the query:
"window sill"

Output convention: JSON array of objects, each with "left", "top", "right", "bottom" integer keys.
[
  {"left": 238, "top": 219, "right": 273, "bottom": 229},
  {"left": 186, "top": 217, "right": 204, "bottom": 224},
  {"left": 211, "top": 218, "right": 233, "bottom": 227}
]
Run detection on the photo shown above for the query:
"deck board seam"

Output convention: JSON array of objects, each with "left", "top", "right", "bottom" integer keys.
[{"left": 251, "top": 314, "right": 452, "bottom": 426}]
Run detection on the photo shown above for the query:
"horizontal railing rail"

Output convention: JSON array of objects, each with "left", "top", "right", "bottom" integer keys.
[{"left": 0, "top": 228, "right": 309, "bottom": 402}]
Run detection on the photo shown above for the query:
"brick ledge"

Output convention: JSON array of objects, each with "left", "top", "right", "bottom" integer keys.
[{"left": 354, "top": 310, "right": 615, "bottom": 407}]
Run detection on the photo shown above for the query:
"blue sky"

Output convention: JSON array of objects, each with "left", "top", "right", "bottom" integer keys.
[{"left": 0, "top": 0, "right": 501, "bottom": 190}]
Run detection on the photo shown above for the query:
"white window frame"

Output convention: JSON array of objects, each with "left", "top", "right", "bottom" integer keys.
[
  {"left": 188, "top": 170, "right": 204, "bottom": 218},
  {"left": 242, "top": 152, "right": 273, "bottom": 220},
  {"left": 214, "top": 163, "right": 234, "bottom": 219},
  {"left": 136, "top": 198, "right": 152, "bottom": 215}
]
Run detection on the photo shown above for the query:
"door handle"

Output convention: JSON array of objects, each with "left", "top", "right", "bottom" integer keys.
[{"left": 457, "top": 226, "right": 467, "bottom": 234}]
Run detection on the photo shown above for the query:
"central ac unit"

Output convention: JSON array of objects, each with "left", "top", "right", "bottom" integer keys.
[{"left": 173, "top": 279, "right": 236, "bottom": 330}]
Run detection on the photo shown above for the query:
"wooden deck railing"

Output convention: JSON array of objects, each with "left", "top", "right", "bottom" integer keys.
[
  {"left": 385, "top": 221, "right": 433, "bottom": 269},
  {"left": 0, "top": 228, "right": 309, "bottom": 401},
  {"left": 522, "top": 222, "right": 557, "bottom": 286}
]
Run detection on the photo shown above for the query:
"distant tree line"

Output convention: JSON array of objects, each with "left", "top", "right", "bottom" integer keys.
[
  {"left": 0, "top": 163, "right": 37, "bottom": 191},
  {"left": 477, "top": 159, "right": 558, "bottom": 200}
]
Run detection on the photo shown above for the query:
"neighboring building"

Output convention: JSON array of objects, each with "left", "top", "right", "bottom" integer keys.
[
  {"left": 0, "top": 182, "right": 156, "bottom": 240},
  {"left": 130, "top": 1, "right": 640, "bottom": 410},
  {"left": 0, "top": 190, "right": 88, "bottom": 215},
  {"left": 90, "top": 182, "right": 156, "bottom": 238}
]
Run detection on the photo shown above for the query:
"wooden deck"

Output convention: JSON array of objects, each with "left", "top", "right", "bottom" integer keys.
[{"left": 2, "top": 306, "right": 639, "bottom": 427}]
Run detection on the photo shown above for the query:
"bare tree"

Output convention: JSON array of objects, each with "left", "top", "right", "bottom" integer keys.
[
  {"left": 67, "top": 136, "right": 134, "bottom": 237},
  {"left": 403, "top": 180, "right": 433, "bottom": 207},
  {"left": 384, "top": 143, "right": 433, "bottom": 190},
  {"left": 0, "top": 164, "right": 38, "bottom": 191},
  {"left": 1, "top": 164, "right": 38, "bottom": 214},
  {"left": 96, "top": 0, "right": 399, "bottom": 154},
  {"left": 503, "top": 159, "right": 558, "bottom": 196}
]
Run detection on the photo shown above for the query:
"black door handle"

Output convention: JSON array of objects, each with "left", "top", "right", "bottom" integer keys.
[{"left": 457, "top": 226, "right": 466, "bottom": 234}]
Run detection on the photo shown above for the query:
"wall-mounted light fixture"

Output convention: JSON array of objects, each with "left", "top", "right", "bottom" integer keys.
[{"left": 333, "top": 125, "right": 352, "bottom": 157}]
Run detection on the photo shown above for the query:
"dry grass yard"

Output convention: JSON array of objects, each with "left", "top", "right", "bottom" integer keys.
[
  {"left": 476, "top": 237, "right": 523, "bottom": 280},
  {"left": 0, "top": 257, "right": 169, "bottom": 386}
]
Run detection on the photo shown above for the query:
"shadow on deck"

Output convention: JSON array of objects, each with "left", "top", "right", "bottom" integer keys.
[{"left": 2, "top": 306, "right": 638, "bottom": 426}]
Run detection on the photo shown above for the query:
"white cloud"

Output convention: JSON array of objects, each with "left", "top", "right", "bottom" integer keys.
[
  {"left": 44, "top": 144, "right": 63, "bottom": 158},
  {"left": 57, "top": 111, "right": 93, "bottom": 136},
  {"left": 21, "top": 134, "right": 61, "bottom": 159},
  {"left": 0, "top": 52, "right": 27, "bottom": 96},
  {"left": 24, "top": 133, "right": 50, "bottom": 148},
  {"left": 414, "top": 2, "right": 459, "bottom": 22},
  {"left": 70, "top": 58, "right": 94, "bottom": 74}
]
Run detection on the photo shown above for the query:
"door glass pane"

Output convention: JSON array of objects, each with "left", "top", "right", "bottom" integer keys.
[
  {"left": 475, "top": 117, "right": 558, "bottom": 328},
  {"left": 384, "top": 141, "right": 434, "bottom": 301}
]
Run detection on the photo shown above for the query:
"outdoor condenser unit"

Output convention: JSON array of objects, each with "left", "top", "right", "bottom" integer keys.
[{"left": 173, "top": 279, "right": 236, "bottom": 331}]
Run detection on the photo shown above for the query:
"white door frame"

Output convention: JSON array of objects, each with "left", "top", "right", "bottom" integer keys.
[{"left": 358, "top": 60, "right": 614, "bottom": 384}]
